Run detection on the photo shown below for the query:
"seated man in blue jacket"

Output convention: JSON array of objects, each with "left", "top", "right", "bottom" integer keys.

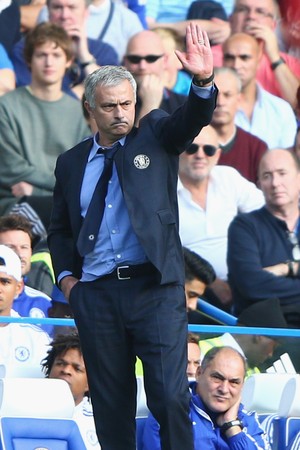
[{"left": 142, "top": 346, "right": 271, "bottom": 450}]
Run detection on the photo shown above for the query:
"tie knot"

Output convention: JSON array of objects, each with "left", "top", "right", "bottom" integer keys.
[{"left": 97, "top": 143, "right": 120, "bottom": 159}]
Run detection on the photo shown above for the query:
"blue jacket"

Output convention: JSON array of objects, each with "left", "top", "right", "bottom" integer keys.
[
  {"left": 13, "top": 284, "right": 53, "bottom": 336},
  {"left": 142, "top": 383, "right": 271, "bottom": 450}
]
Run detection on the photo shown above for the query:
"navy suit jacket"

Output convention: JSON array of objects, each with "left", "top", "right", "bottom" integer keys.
[{"left": 48, "top": 86, "right": 217, "bottom": 285}]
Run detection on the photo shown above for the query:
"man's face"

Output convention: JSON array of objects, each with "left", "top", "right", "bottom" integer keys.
[
  {"left": 246, "top": 335, "right": 278, "bottom": 367},
  {"left": 0, "top": 271, "right": 22, "bottom": 316},
  {"left": 230, "top": 0, "right": 276, "bottom": 34},
  {"left": 185, "top": 278, "right": 207, "bottom": 311},
  {"left": 179, "top": 127, "right": 221, "bottom": 183},
  {"left": 223, "top": 37, "right": 260, "bottom": 89},
  {"left": 48, "top": 0, "right": 86, "bottom": 30},
  {"left": 258, "top": 149, "right": 300, "bottom": 211},
  {"left": 123, "top": 31, "right": 166, "bottom": 84},
  {"left": 30, "top": 41, "right": 71, "bottom": 87},
  {"left": 85, "top": 80, "right": 136, "bottom": 147},
  {"left": 212, "top": 72, "right": 241, "bottom": 127},
  {"left": 187, "top": 342, "right": 201, "bottom": 379},
  {"left": 49, "top": 348, "right": 88, "bottom": 405},
  {"left": 196, "top": 348, "right": 245, "bottom": 413},
  {"left": 0, "top": 230, "right": 31, "bottom": 275}
]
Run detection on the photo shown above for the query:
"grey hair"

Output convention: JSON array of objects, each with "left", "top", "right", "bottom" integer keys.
[
  {"left": 84, "top": 65, "right": 137, "bottom": 109},
  {"left": 214, "top": 67, "right": 242, "bottom": 93},
  {"left": 47, "top": 0, "right": 93, "bottom": 9}
]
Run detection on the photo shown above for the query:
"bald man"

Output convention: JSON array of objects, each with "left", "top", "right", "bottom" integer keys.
[
  {"left": 222, "top": 33, "right": 297, "bottom": 149},
  {"left": 211, "top": 66, "right": 267, "bottom": 183},
  {"left": 177, "top": 124, "right": 264, "bottom": 310},
  {"left": 228, "top": 148, "right": 300, "bottom": 328},
  {"left": 123, "top": 30, "right": 187, "bottom": 123},
  {"left": 211, "top": 0, "right": 300, "bottom": 109}
]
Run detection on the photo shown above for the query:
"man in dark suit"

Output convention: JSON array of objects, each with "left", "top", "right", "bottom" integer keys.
[{"left": 48, "top": 23, "right": 217, "bottom": 450}]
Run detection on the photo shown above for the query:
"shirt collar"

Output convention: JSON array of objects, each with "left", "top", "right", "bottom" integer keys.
[{"left": 88, "top": 133, "right": 126, "bottom": 162}]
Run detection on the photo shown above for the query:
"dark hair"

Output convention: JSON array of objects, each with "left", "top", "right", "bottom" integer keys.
[
  {"left": 41, "top": 332, "right": 82, "bottom": 377},
  {"left": 201, "top": 346, "right": 247, "bottom": 376},
  {"left": 183, "top": 247, "right": 216, "bottom": 285},
  {"left": 188, "top": 332, "right": 200, "bottom": 345},
  {"left": 24, "top": 22, "right": 73, "bottom": 66},
  {"left": 0, "top": 214, "right": 33, "bottom": 243}
]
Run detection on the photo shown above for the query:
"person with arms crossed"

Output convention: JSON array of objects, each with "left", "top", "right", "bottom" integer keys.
[
  {"left": 142, "top": 346, "right": 271, "bottom": 450},
  {"left": 178, "top": 124, "right": 264, "bottom": 311},
  {"left": 48, "top": 24, "right": 217, "bottom": 450},
  {"left": 227, "top": 148, "right": 300, "bottom": 325}
]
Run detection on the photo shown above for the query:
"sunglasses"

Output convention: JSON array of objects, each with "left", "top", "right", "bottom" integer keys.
[
  {"left": 125, "top": 54, "right": 164, "bottom": 64},
  {"left": 287, "top": 231, "right": 300, "bottom": 261},
  {"left": 185, "top": 143, "right": 218, "bottom": 157}
]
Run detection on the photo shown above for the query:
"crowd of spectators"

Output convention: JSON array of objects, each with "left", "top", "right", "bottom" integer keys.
[{"left": 0, "top": 0, "right": 299, "bottom": 448}]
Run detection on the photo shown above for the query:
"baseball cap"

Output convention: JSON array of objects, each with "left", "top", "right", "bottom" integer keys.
[{"left": 0, "top": 245, "right": 22, "bottom": 282}]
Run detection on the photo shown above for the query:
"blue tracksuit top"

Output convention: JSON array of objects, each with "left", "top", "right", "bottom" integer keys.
[{"left": 142, "top": 383, "right": 271, "bottom": 450}]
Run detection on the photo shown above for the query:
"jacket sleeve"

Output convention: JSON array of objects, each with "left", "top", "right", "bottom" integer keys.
[{"left": 226, "top": 411, "right": 271, "bottom": 450}]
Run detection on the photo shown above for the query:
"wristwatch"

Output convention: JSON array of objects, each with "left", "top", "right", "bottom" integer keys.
[
  {"left": 270, "top": 57, "right": 285, "bottom": 71},
  {"left": 193, "top": 72, "right": 214, "bottom": 87},
  {"left": 220, "top": 419, "right": 243, "bottom": 433}
]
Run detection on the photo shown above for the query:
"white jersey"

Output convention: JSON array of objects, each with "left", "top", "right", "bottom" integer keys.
[
  {"left": 74, "top": 397, "right": 101, "bottom": 449},
  {"left": 0, "top": 310, "right": 50, "bottom": 377}
]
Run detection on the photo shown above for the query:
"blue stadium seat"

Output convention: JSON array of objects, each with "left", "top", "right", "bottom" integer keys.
[
  {"left": 272, "top": 417, "right": 300, "bottom": 450},
  {"left": 0, "top": 417, "right": 86, "bottom": 450},
  {"left": 0, "top": 377, "right": 86, "bottom": 450}
]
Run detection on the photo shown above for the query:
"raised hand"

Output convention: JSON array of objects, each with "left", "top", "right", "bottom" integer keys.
[{"left": 175, "top": 23, "right": 214, "bottom": 80}]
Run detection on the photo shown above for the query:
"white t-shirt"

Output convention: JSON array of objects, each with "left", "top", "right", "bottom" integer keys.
[
  {"left": 74, "top": 397, "right": 101, "bottom": 449},
  {"left": 235, "top": 83, "right": 297, "bottom": 149},
  {"left": 0, "top": 310, "right": 50, "bottom": 377},
  {"left": 178, "top": 166, "right": 265, "bottom": 279}
]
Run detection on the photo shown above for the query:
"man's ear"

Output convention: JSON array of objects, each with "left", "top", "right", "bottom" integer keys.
[
  {"left": 84, "top": 101, "right": 94, "bottom": 118},
  {"left": 65, "top": 58, "right": 73, "bottom": 70},
  {"left": 195, "top": 364, "right": 202, "bottom": 382}
]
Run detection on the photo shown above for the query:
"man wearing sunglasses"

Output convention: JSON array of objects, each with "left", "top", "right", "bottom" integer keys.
[
  {"left": 228, "top": 148, "right": 300, "bottom": 330},
  {"left": 178, "top": 125, "right": 264, "bottom": 312},
  {"left": 123, "top": 29, "right": 187, "bottom": 124}
]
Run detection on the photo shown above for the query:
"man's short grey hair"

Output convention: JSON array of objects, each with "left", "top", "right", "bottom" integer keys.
[
  {"left": 47, "top": 0, "right": 93, "bottom": 9},
  {"left": 84, "top": 66, "right": 137, "bottom": 109},
  {"left": 214, "top": 67, "right": 242, "bottom": 93}
]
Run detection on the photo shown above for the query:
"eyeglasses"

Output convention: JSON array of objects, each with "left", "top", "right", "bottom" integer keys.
[
  {"left": 185, "top": 143, "right": 218, "bottom": 157},
  {"left": 287, "top": 231, "right": 300, "bottom": 261},
  {"left": 233, "top": 5, "right": 275, "bottom": 19},
  {"left": 125, "top": 54, "right": 164, "bottom": 64}
]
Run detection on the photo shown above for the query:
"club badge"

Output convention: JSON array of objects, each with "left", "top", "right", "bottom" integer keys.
[{"left": 134, "top": 154, "right": 150, "bottom": 169}]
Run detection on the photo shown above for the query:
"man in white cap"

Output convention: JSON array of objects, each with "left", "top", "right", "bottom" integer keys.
[{"left": 0, "top": 244, "right": 50, "bottom": 377}]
